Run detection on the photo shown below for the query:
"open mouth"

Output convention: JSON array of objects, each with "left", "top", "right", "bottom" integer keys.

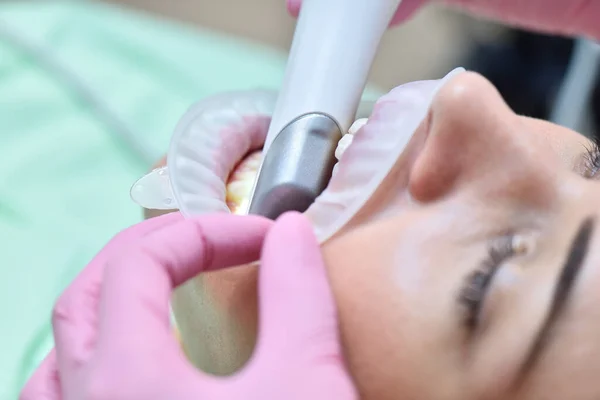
[
  {"left": 131, "top": 89, "right": 369, "bottom": 218},
  {"left": 133, "top": 70, "right": 463, "bottom": 240},
  {"left": 224, "top": 117, "right": 369, "bottom": 215},
  {"left": 225, "top": 150, "right": 262, "bottom": 215}
]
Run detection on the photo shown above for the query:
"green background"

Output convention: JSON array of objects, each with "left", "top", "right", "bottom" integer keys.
[{"left": 0, "top": 1, "right": 381, "bottom": 398}]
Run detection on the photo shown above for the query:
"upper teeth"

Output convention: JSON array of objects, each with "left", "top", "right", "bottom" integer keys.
[
  {"left": 331, "top": 118, "right": 368, "bottom": 177},
  {"left": 335, "top": 118, "right": 368, "bottom": 161},
  {"left": 335, "top": 134, "right": 354, "bottom": 160}
]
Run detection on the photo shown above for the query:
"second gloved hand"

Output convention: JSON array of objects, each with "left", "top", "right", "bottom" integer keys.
[
  {"left": 287, "top": 0, "right": 600, "bottom": 40},
  {"left": 20, "top": 212, "right": 356, "bottom": 400}
]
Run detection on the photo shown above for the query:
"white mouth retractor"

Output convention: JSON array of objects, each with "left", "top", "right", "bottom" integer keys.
[
  {"left": 305, "top": 68, "right": 465, "bottom": 243},
  {"left": 131, "top": 68, "right": 465, "bottom": 243},
  {"left": 130, "top": 89, "right": 374, "bottom": 216},
  {"left": 131, "top": 90, "right": 277, "bottom": 213}
]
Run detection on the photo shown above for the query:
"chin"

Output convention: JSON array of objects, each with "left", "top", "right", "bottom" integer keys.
[{"left": 161, "top": 149, "right": 265, "bottom": 374}]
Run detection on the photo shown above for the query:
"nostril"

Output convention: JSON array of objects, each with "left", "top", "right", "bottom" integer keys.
[
  {"left": 409, "top": 72, "right": 515, "bottom": 203},
  {"left": 408, "top": 141, "right": 459, "bottom": 203}
]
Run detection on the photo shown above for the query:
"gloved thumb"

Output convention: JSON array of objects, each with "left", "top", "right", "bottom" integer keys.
[
  {"left": 286, "top": 0, "right": 301, "bottom": 17},
  {"left": 435, "top": 0, "right": 600, "bottom": 39},
  {"left": 389, "top": 0, "right": 428, "bottom": 25},
  {"left": 255, "top": 212, "right": 343, "bottom": 365}
]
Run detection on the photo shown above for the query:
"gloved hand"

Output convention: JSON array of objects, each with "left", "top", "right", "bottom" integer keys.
[
  {"left": 287, "top": 0, "right": 600, "bottom": 40},
  {"left": 20, "top": 211, "right": 356, "bottom": 400}
]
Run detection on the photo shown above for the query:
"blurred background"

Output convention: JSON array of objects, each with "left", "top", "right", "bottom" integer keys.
[
  {"left": 105, "top": 0, "right": 596, "bottom": 125},
  {"left": 106, "top": 0, "right": 508, "bottom": 90},
  {"left": 106, "top": 0, "right": 594, "bottom": 126},
  {"left": 0, "top": 0, "right": 595, "bottom": 399}
]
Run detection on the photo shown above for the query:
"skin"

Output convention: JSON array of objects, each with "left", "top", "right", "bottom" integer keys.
[{"left": 145, "top": 72, "right": 600, "bottom": 399}]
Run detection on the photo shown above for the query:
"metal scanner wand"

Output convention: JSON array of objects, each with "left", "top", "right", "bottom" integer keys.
[{"left": 247, "top": 0, "right": 401, "bottom": 219}]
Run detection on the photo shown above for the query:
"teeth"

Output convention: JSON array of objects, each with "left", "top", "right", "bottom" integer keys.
[
  {"left": 335, "top": 134, "right": 354, "bottom": 160},
  {"left": 334, "top": 118, "right": 368, "bottom": 162},
  {"left": 332, "top": 163, "right": 340, "bottom": 177},
  {"left": 226, "top": 151, "right": 262, "bottom": 214},
  {"left": 348, "top": 118, "right": 368, "bottom": 135}
]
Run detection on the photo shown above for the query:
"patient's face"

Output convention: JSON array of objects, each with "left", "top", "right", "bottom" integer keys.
[
  {"left": 152, "top": 72, "right": 600, "bottom": 399},
  {"left": 324, "top": 72, "right": 600, "bottom": 399}
]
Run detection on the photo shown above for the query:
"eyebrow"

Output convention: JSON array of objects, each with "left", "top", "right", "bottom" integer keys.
[{"left": 514, "top": 217, "right": 595, "bottom": 387}]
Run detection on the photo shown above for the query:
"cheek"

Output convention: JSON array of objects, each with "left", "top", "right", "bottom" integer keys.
[
  {"left": 520, "top": 117, "right": 590, "bottom": 171},
  {"left": 323, "top": 207, "right": 479, "bottom": 400},
  {"left": 322, "top": 219, "right": 461, "bottom": 399},
  {"left": 323, "top": 231, "right": 405, "bottom": 399},
  {"left": 517, "top": 262, "right": 600, "bottom": 399}
]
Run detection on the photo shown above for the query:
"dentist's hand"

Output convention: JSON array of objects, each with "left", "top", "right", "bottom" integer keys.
[
  {"left": 287, "top": 0, "right": 600, "bottom": 40},
  {"left": 20, "top": 212, "right": 356, "bottom": 400}
]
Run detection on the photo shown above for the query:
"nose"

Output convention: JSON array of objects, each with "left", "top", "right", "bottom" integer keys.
[{"left": 409, "top": 72, "right": 558, "bottom": 206}]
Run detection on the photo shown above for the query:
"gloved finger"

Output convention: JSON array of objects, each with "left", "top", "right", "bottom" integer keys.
[
  {"left": 255, "top": 212, "right": 343, "bottom": 365},
  {"left": 286, "top": 0, "right": 301, "bottom": 17},
  {"left": 441, "top": 0, "right": 599, "bottom": 39},
  {"left": 390, "top": 0, "right": 427, "bottom": 25},
  {"left": 97, "top": 214, "right": 271, "bottom": 356},
  {"left": 52, "top": 212, "right": 183, "bottom": 381},
  {"left": 19, "top": 350, "right": 61, "bottom": 400}
]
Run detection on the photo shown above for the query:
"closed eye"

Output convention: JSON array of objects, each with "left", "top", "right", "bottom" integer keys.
[
  {"left": 582, "top": 138, "right": 600, "bottom": 178},
  {"left": 458, "top": 236, "right": 516, "bottom": 333}
]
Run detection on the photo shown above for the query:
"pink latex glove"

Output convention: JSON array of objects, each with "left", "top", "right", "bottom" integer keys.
[
  {"left": 20, "top": 211, "right": 356, "bottom": 400},
  {"left": 287, "top": 0, "right": 600, "bottom": 40}
]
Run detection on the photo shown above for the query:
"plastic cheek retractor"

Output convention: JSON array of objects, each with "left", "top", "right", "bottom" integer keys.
[
  {"left": 130, "top": 89, "right": 375, "bottom": 218},
  {"left": 131, "top": 68, "right": 464, "bottom": 243},
  {"left": 306, "top": 67, "right": 465, "bottom": 243}
]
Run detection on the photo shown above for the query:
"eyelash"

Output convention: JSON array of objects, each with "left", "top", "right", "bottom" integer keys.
[
  {"left": 583, "top": 138, "right": 600, "bottom": 178},
  {"left": 456, "top": 140, "right": 599, "bottom": 332},
  {"left": 459, "top": 238, "right": 516, "bottom": 331}
]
